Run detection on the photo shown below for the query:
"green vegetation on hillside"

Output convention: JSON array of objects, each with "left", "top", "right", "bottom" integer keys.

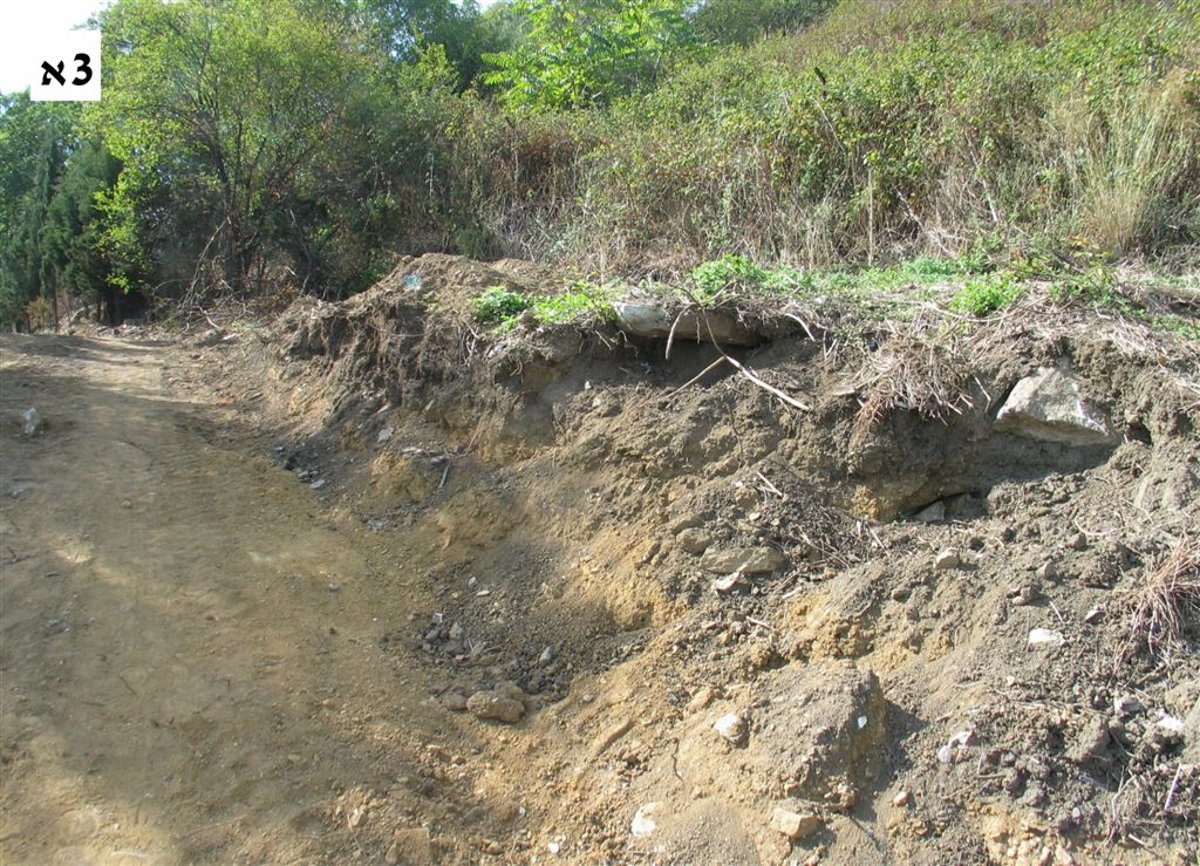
[{"left": 1, "top": 0, "right": 1197, "bottom": 327}]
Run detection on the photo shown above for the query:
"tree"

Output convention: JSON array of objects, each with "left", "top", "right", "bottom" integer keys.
[
  {"left": 0, "top": 95, "right": 79, "bottom": 326},
  {"left": 93, "top": 0, "right": 374, "bottom": 297},
  {"left": 483, "top": 0, "right": 699, "bottom": 110},
  {"left": 43, "top": 140, "right": 131, "bottom": 324}
]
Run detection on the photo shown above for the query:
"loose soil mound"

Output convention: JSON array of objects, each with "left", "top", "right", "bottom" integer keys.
[
  {"left": 246, "top": 255, "right": 1200, "bottom": 864},
  {"left": 6, "top": 254, "right": 1196, "bottom": 866}
]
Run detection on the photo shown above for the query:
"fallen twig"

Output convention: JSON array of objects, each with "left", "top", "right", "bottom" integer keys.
[
  {"left": 665, "top": 356, "right": 729, "bottom": 399},
  {"left": 1163, "top": 763, "right": 1184, "bottom": 812},
  {"left": 725, "top": 354, "right": 812, "bottom": 411},
  {"left": 117, "top": 673, "right": 139, "bottom": 697},
  {"left": 755, "top": 472, "right": 785, "bottom": 499}
]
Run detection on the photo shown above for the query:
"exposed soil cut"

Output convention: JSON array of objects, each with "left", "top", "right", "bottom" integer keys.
[{"left": 3, "top": 254, "right": 1199, "bottom": 866}]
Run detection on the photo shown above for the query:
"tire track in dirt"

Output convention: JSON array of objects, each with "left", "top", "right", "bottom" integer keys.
[{"left": 0, "top": 335, "right": 478, "bottom": 866}]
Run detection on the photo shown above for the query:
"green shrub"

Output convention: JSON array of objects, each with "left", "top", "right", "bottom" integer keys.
[
  {"left": 469, "top": 281, "right": 618, "bottom": 330},
  {"left": 529, "top": 281, "right": 619, "bottom": 324},
  {"left": 950, "top": 274, "right": 1024, "bottom": 317},
  {"left": 559, "top": 0, "right": 1199, "bottom": 273},
  {"left": 470, "top": 285, "right": 532, "bottom": 324},
  {"left": 688, "top": 254, "right": 771, "bottom": 300}
]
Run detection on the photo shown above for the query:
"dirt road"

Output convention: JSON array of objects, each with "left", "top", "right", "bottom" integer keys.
[{"left": 0, "top": 335, "right": 471, "bottom": 866}]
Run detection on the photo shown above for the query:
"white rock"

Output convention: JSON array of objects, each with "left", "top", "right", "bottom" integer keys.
[
  {"left": 712, "top": 572, "right": 747, "bottom": 594},
  {"left": 1156, "top": 712, "right": 1185, "bottom": 734},
  {"left": 1028, "top": 628, "right": 1066, "bottom": 647},
  {"left": 714, "top": 712, "right": 747, "bottom": 744},
  {"left": 934, "top": 548, "right": 961, "bottom": 570},
  {"left": 21, "top": 407, "right": 44, "bottom": 436},
  {"left": 377, "top": 426, "right": 394, "bottom": 442},
  {"left": 631, "top": 802, "right": 659, "bottom": 837},
  {"left": 937, "top": 730, "right": 974, "bottom": 764},
  {"left": 613, "top": 303, "right": 760, "bottom": 346}
]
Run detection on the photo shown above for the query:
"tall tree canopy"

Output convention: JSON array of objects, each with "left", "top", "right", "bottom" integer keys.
[
  {"left": 483, "top": 0, "right": 699, "bottom": 109},
  {"left": 93, "top": 0, "right": 374, "bottom": 295},
  {"left": 0, "top": 97, "right": 84, "bottom": 324}
]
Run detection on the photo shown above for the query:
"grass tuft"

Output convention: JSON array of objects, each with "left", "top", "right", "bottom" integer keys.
[{"left": 1124, "top": 537, "right": 1200, "bottom": 665}]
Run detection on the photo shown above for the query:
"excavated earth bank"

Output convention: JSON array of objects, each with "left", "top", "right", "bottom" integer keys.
[{"left": 197, "top": 255, "right": 1200, "bottom": 863}]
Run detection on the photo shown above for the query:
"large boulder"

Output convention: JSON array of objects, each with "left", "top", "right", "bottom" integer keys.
[
  {"left": 614, "top": 303, "right": 761, "bottom": 346},
  {"left": 994, "top": 368, "right": 1114, "bottom": 445}
]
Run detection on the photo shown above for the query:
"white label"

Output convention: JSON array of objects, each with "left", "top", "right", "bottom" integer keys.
[{"left": 30, "top": 30, "right": 101, "bottom": 102}]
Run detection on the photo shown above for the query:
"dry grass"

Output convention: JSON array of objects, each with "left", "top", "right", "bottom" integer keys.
[
  {"left": 1105, "top": 762, "right": 1199, "bottom": 849},
  {"left": 1055, "top": 74, "right": 1200, "bottom": 256},
  {"left": 848, "top": 326, "right": 979, "bottom": 450},
  {"left": 1123, "top": 537, "right": 1200, "bottom": 666}
]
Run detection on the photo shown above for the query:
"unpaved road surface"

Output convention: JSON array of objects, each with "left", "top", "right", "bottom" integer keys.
[{"left": 0, "top": 335, "right": 462, "bottom": 866}]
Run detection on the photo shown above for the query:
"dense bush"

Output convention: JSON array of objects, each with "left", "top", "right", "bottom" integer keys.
[
  {"left": 564, "top": 0, "right": 1200, "bottom": 273},
  {"left": 2, "top": 0, "right": 1196, "bottom": 327}
]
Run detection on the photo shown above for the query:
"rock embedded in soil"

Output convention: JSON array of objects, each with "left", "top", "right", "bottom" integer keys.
[
  {"left": 613, "top": 303, "right": 761, "bottom": 346},
  {"left": 668, "top": 512, "right": 707, "bottom": 534},
  {"left": 676, "top": 528, "right": 713, "bottom": 555},
  {"left": 386, "top": 827, "right": 433, "bottom": 866},
  {"left": 21, "top": 407, "right": 45, "bottom": 436},
  {"left": 1113, "top": 695, "right": 1144, "bottom": 718},
  {"left": 1027, "top": 628, "right": 1065, "bottom": 647},
  {"left": 733, "top": 485, "right": 759, "bottom": 507},
  {"left": 770, "top": 807, "right": 823, "bottom": 841},
  {"left": 994, "top": 367, "right": 1114, "bottom": 445},
  {"left": 688, "top": 686, "right": 719, "bottom": 712},
  {"left": 631, "top": 802, "right": 660, "bottom": 837},
  {"left": 442, "top": 690, "right": 469, "bottom": 712},
  {"left": 714, "top": 712, "right": 747, "bottom": 745},
  {"left": 737, "top": 663, "right": 886, "bottom": 805},
  {"left": 700, "top": 547, "right": 785, "bottom": 574},
  {"left": 467, "top": 686, "right": 527, "bottom": 723},
  {"left": 1066, "top": 714, "right": 1112, "bottom": 770},
  {"left": 934, "top": 548, "right": 961, "bottom": 570},
  {"left": 912, "top": 501, "right": 945, "bottom": 523},
  {"left": 712, "top": 572, "right": 748, "bottom": 594},
  {"left": 1009, "top": 584, "right": 1037, "bottom": 606}
]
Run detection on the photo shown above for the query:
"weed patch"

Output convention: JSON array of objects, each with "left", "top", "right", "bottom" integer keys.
[
  {"left": 950, "top": 274, "right": 1024, "bottom": 317},
  {"left": 470, "top": 282, "right": 619, "bottom": 330}
]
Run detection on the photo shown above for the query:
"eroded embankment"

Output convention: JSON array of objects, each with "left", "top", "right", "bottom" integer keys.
[{"left": 253, "top": 254, "right": 1199, "bottom": 865}]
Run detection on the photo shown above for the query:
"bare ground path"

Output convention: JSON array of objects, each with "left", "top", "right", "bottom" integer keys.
[{"left": 0, "top": 335, "right": 473, "bottom": 866}]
